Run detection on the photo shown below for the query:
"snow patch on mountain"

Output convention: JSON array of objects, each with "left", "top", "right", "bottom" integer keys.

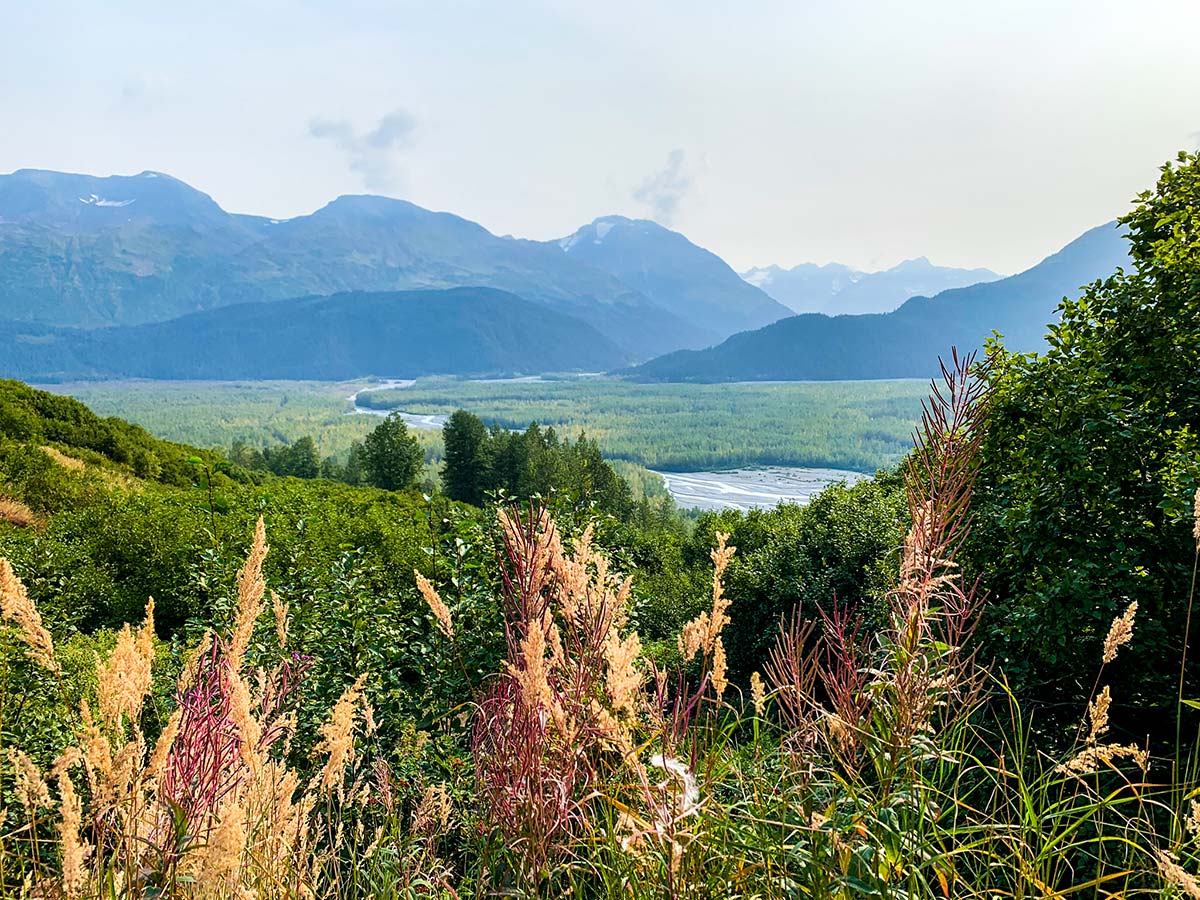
[{"left": 80, "top": 195, "right": 135, "bottom": 208}]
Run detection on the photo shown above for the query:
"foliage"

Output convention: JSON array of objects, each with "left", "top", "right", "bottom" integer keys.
[
  {"left": 56, "top": 376, "right": 928, "bottom": 473},
  {"left": 360, "top": 376, "right": 928, "bottom": 471},
  {"left": 5, "top": 351, "right": 1200, "bottom": 898},
  {"left": 972, "top": 150, "right": 1200, "bottom": 717},
  {"left": 360, "top": 413, "right": 425, "bottom": 492},
  {"left": 0, "top": 379, "right": 238, "bottom": 488}
]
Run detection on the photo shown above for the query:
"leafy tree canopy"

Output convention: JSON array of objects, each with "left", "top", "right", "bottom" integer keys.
[{"left": 973, "top": 151, "right": 1200, "bottom": 713}]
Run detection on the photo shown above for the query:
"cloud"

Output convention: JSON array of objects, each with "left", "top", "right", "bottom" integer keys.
[
  {"left": 308, "top": 110, "right": 416, "bottom": 192},
  {"left": 632, "top": 149, "right": 692, "bottom": 226},
  {"left": 112, "top": 74, "right": 170, "bottom": 116}
]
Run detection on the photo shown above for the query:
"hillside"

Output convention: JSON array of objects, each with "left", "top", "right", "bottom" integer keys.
[
  {"left": 630, "top": 221, "right": 1128, "bottom": 381},
  {"left": 0, "top": 169, "right": 731, "bottom": 359},
  {"left": 557, "top": 216, "right": 792, "bottom": 345},
  {"left": 0, "top": 287, "right": 628, "bottom": 381}
]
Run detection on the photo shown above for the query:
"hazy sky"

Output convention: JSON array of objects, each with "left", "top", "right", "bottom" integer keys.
[{"left": 3, "top": 0, "right": 1198, "bottom": 274}]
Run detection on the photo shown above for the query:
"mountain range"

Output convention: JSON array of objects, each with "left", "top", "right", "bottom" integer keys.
[
  {"left": 0, "top": 169, "right": 789, "bottom": 361},
  {"left": 0, "top": 168, "right": 1131, "bottom": 383},
  {"left": 629, "top": 222, "right": 1129, "bottom": 382},
  {"left": 742, "top": 257, "right": 1001, "bottom": 315},
  {"left": 0, "top": 288, "right": 626, "bottom": 381}
]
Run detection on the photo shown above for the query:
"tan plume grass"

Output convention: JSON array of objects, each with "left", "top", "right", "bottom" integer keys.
[
  {"left": 56, "top": 767, "right": 91, "bottom": 899},
  {"left": 0, "top": 496, "right": 39, "bottom": 529},
  {"left": 750, "top": 671, "right": 766, "bottom": 717},
  {"left": 9, "top": 748, "right": 51, "bottom": 814},
  {"left": 677, "top": 531, "right": 736, "bottom": 706},
  {"left": 229, "top": 516, "right": 268, "bottom": 668},
  {"left": 1194, "top": 486, "right": 1200, "bottom": 550},
  {"left": 95, "top": 597, "right": 155, "bottom": 728},
  {"left": 271, "top": 589, "right": 289, "bottom": 649},
  {"left": 0, "top": 557, "right": 60, "bottom": 674},
  {"left": 1087, "top": 684, "right": 1111, "bottom": 742},
  {"left": 1057, "top": 741, "right": 1148, "bottom": 776},
  {"left": 1159, "top": 850, "right": 1200, "bottom": 897},
  {"left": 316, "top": 674, "right": 368, "bottom": 794},
  {"left": 1103, "top": 600, "right": 1137, "bottom": 664},
  {"left": 415, "top": 569, "right": 454, "bottom": 639},
  {"left": 40, "top": 445, "right": 85, "bottom": 472}
]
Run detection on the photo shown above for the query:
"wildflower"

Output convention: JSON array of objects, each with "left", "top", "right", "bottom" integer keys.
[
  {"left": 316, "top": 674, "right": 368, "bottom": 794},
  {"left": 415, "top": 570, "right": 454, "bottom": 639},
  {"left": 750, "top": 671, "right": 766, "bottom": 717},
  {"left": 1102, "top": 600, "right": 1137, "bottom": 664},
  {"left": 0, "top": 558, "right": 59, "bottom": 674}
]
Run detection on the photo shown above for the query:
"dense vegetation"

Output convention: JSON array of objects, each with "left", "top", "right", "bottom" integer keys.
[
  {"left": 0, "top": 152, "right": 1197, "bottom": 897},
  {"left": 358, "top": 377, "right": 928, "bottom": 471},
  {"left": 970, "top": 151, "right": 1200, "bottom": 720},
  {"left": 53, "top": 376, "right": 929, "bottom": 473}
]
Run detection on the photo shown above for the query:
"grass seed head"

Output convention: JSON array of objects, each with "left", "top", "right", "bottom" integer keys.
[
  {"left": 0, "top": 558, "right": 59, "bottom": 674},
  {"left": 1102, "top": 600, "right": 1137, "bottom": 665}
]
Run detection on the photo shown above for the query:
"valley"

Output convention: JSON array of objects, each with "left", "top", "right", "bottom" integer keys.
[{"left": 45, "top": 376, "right": 927, "bottom": 509}]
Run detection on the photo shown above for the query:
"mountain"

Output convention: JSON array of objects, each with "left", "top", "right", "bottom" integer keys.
[
  {"left": 0, "top": 169, "right": 723, "bottom": 359},
  {"left": 629, "top": 221, "right": 1128, "bottom": 382},
  {"left": 742, "top": 257, "right": 1001, "bottom": 315},
  {"left": 0, "top": 288, "right": 628, "bottom": 381},
  {"left": 557, "top": 216, "right": 792, "bottom": 345}
]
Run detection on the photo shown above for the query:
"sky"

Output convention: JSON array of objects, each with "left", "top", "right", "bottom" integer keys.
[{"left": 3, "top": 0, "right": 1199, "bottom": 275}]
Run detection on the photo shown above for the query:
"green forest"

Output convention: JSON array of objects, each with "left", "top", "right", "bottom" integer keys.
[
  {"left": 0, "top": 151, "right": 1198, "bottom": 897},
  {"left": 53, "top": 377, "right": 930, "bottom": 475}
]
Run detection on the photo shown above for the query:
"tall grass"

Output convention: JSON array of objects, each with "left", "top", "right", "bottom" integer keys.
[{"left": 2, "top": 352, "right": 1200, "bottom": 897}]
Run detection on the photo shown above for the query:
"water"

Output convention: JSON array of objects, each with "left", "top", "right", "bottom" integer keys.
[
  {"left": 347, "top": 381, "right": 448, "bottom": 430},
  {"left": 652, "top": 466, "right": 865, "bottom": 512}
]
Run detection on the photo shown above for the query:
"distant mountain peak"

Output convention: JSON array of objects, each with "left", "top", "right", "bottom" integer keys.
[{"left": 741, "top": 254, "right": 1001, "bottom": 315}]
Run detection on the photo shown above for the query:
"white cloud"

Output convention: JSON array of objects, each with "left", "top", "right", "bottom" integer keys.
[{"left": 308, "top": 110, "right": 416, "bottom": 192}]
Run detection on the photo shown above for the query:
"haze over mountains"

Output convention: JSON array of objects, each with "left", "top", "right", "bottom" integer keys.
[
  {"left": 0, "top": 288, "right": 623, "bottom": 381},
  {"left": 560, "top": 216, "right": 791, "bottom": 339},
  {"left": 0, "top": 167, "right": 1129, "bottom": 383},
  {"left": 743, "top": 258, "right": 1001, "bottom": 315},
  {"left": 0, "top": 168, "right": 782, "bottom": 360},
  {"left": 630, "top": 222, "right": 1129, "bottom": 382}
]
